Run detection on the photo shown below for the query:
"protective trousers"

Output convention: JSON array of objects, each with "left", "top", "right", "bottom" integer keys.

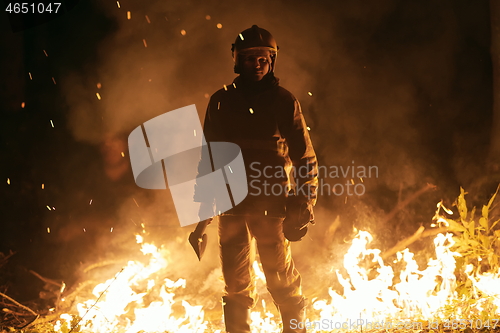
[{"left": 219, "top": 215, "right": 306, "bottom": 333}]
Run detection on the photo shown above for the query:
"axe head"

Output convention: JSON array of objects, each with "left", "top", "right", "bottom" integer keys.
[{"left": 188, "top": 232, "right": 208, "bottom": 260}]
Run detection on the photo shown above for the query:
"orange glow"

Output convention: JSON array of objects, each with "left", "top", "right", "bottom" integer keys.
[{"left": 50, "top": 201, "right": 500, "bottom": 332}]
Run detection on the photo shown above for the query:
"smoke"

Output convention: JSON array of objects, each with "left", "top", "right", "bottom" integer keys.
[
  {"left": 54, "top": 0, "right": 492, "bottom": 301},
  {"left": 58, "top": 0, "right": 338, "bottom": 276},
  {"left": 62, "top": 0, "right": 464, "bottom": 186},
  {"left": 62, "top": 0, "right": 335, "bottom": 142}
]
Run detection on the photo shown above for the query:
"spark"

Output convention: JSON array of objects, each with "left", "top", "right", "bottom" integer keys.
[
  {"left": 228, "top": 165, "right": 233, "bottom": 173},
  {"left": 50, "top": 120, "right": 54, "bottom": 127},
  {"left": 306, "top": 126, "right": 311, "bottom": 131},
  {"left": 121, "top": 152, "right": 125, "bottom": 157},
  {"left": 6, "top": 178, "right": 10, "bottom": 185},
  {"left": 217, "top": 23, "right": 222, "bottom": 29},
  {"left": 141, "top": 223, "right": 145, "bottom": 229},
  {"left": 133, "top": 198, "right": 139, "bottom": 207},
  {"left": 143, "top": 39, "right": 148, "bottom": 48},
  {"left": 344, "top": 196, "right": 348, "bottom": 204},
  {"left": 43, "top": 50, "right": 48, "bottom": 57},
  {"left": 83, "top": 228, "right": 86, "bottom": 232},
  {"left": 28, "top": 72, "right": 32, "bottom": 80},
  {"left": 97, "top": 83, "right": 102, "bottom": 89},
  {"left": 90, "top": 199, "right": 93, "bottom": 205},
  {"left": 127, "top": 11, "right": 131, "bottom": 20},
  {"left": 350, "top": 179, "right": 354, "bottom": 185},
  {"left": 249, "top": 108, "right": 254, "bottom": 114},
  {"left": 264, "top": 210, "right": 267, "bottom": 216},
  {"left": 308, "top": 91, "right": 313, "bottom": 96},
  {"left": 21, "top": 102, "right": 25, "bottom": 108},
  {"left": 204, "top": 93, "right": 209, "bottom": 98},
  {"left": 232, "top": 83, "right": 236, "bottom": 88},
  {"left": 47, "top": 227, "right": 50, "bottom": 233},
  {"left": 42, "top": 183, "right": 44, "bottom": 189},
  {"left": 205, "top": 15, "right": 211, "bottom": 20},
  {"left": 110, "top": 227, "right": 114, "bottom": 232},
  {"left": 223, "top": 84, "right": 227, "bottom": 91},
  {"left": 145, "top": 15, "right": 150, "bottom": 23},
  {"left": 96, "top": 93, "right": 101, "bottom": 100},
  {"left": 180, "top": 30, "right": 186, "bottom": 36},
  {"left": 116, "top": 1, "right": 120, "bottom": 8},
  {"left": 239, "top": 33, "right": 244, "bottom": 40},
  {"left": 360, "top": 177, "right": 364, "bottom": 183},
  {"left": 46, "top": 206, "right": 51, "bottom": 211},
  {"left": 193, "top": 129, "right": 196, "bottom": 136},
  {"left": 218, "top": 102, "right": 220, "bottom": 109},
  {"left": 52, "top": 77, "right": 56, "bottom": 85}
]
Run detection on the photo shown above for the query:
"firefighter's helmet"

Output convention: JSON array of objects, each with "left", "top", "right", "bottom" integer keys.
[{"left": 232, "top": 25, "right": 279, "bottom": 74}]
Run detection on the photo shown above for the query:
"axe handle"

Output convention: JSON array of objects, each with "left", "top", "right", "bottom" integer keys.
[{"left": 192, "top": 218, "right": 212, "bottom": 236}]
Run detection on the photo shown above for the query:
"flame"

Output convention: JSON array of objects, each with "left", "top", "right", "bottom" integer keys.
[
  {"left": 313, "top": 230, "right": 500, "bottom": 329},
  {"left": 250, "top": 258, "right": 280, "bottom": 331},
  {"left": 53, "top": 215, "right": 500, "bottom": 332},
  {"left": 468, "top": 266, "right": 500, "bottom": 311},
  {"left": 55, "top": 239, "right": 208, "bottom": 333},
  {"left": 319, "top": 232, "right": 454, "bottom": 321}
]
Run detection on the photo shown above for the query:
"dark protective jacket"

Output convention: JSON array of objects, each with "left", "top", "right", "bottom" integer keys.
[{"left": 194, "top": 74, "right": 318, "bottom": 217}]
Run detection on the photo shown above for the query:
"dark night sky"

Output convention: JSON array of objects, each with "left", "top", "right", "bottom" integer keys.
[{"left": 0, "top": 0, "right": 497, "bottom": 300}]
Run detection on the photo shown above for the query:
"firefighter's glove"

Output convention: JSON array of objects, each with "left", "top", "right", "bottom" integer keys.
[{"left": 283, "top": 195, "right": 315, "bottom": 242}]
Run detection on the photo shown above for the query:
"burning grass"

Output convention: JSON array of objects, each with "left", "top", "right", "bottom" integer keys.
[{"left": 1, "top": 187, "right": 500, "bottom": 333}]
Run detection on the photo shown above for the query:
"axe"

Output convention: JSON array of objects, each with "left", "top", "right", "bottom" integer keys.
[{"left": 188, "top": 218, "right": 212, "bottom": 260}]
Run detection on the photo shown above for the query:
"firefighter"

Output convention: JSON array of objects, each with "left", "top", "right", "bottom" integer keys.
[{"left": 194, "top": 25, "right": 318, "bottom": 333}]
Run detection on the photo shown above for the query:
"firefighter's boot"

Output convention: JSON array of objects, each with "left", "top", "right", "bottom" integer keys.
[
  {"left": 278, "top": 298, "right": 307, "bottom": 333},
  {"left": 222, "top": 296, "right": 251, "bottom": 333}
]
